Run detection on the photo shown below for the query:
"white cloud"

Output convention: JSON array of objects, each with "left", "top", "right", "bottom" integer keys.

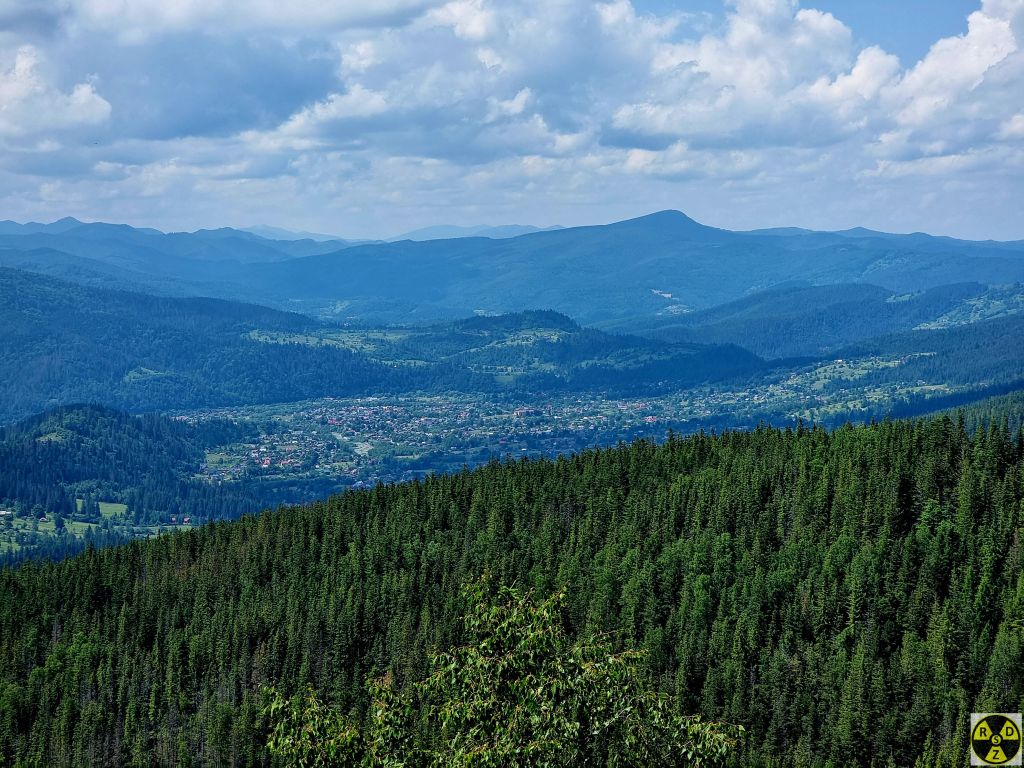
[
  {"left": 807, "top": 46, "right": 900, "bottom": 113},
  {"left": 864, "top": 0, "right": 1024, "bottom": 170},
  {"left": 0, "top": 45, "right": 110, "bottom": 140},
  {"left": 340, "top": 41, "right": 379, "bottom": 74},
  {"left": 1000, "top": 113, "right": 1024, "bottom": 137},
  {"left": 614, "top": 1, "right": 866, "bottom": 149},
  {"left": 293, "top": 86, "right": 390, "bottom": 125},
  {"left": 887, "top": 10, "right": 1016, "bottom": 129},
  {"left": 487, "top": 87, "right": 530, "bottom": 119},
  {"left": 66, "top": 0, "right": 441, "bottom": 41},
  {"left": 421, "top": 0, "right": 497, "bottom": 40}
]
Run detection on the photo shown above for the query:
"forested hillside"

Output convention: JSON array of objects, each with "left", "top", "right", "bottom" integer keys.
[
  {"left": 617, "top": 282, "right": 1013, "bottom": 359},
  {"left": 292, "top": 310, "right": 765, "bottom": 392},
  {"left": 0, "top": 406, "right": 267, "bottom": 565},
  {"left": 837, "top": 312, "right": 1024, "bottom": 390},
  {"left": 0, "top": 406, "right": 254, "bottom": 512},
  {"left": 0, "top": 268, "right": 394, "bottom": 422},
  {"left": 0, "top": 271, "right": 767, "bottom": 423},
  {"left": 951, "top": 390, "right": 1024, "bottom": 435},
  {"left": 0, "top": 414, "right": 1020, "bottom": 766}
]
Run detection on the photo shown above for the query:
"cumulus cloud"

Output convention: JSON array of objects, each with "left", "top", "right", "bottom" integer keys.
[
  {"left": 887, "top": 9, "right": 1016, "bottom": 129},
  {"left": 0, "top": 45, "right": 110, "bottom": 141},
  {"left": 615, "top": 0, "right": 873, "bottom": 149},
  {"left": 289, "top": 86, "right": 391, "bottom": 128},
  {"left": 865, "top": 0, "right": 1024, "bottom": 174},
  {"left": 421, "top": 0, "right": 498, "bottom": 40}
]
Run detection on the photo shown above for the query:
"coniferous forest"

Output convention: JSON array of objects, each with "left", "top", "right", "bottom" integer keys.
[{"left": 0, "top": 414, "right": 1021, "bottom": 767}]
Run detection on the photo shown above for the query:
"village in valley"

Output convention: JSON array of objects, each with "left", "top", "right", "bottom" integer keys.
[
  {"left": 1, "top": 348, "right": 958, "bottom": 563},
  {"left": 183, "top": 350, "right": 956, "bottom": 493}
]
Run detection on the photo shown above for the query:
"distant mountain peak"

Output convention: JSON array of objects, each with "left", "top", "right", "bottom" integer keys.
[
  {"left": 612, "top": 210, "right": 708, "bottom": 229},
  {"left": 47, "top": 217, "right": 86, "bottom": 233},
  {"left": 833, "top": 226, "right": 892, "bottom": 238},
  {"left": 606, "top": 210, "right": 725, "bottom": 240},
  {"left": 454, "top": 309, "right": 579, "bottom": 333},
  {"left": 641, "top": 209, "right": 699, "bottom": 223}
]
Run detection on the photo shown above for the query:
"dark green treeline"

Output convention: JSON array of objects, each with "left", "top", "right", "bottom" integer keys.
[{"left": 0, "top": 416, "right": 1022, "bottom": 767}]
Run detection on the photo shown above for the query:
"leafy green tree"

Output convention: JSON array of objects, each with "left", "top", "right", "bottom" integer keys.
[{"left": 266, "top": 581, "right": 741, "bottom": 767}]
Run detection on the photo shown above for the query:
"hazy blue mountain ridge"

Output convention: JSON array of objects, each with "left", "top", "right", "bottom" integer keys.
[
  {"left": 241, "top": 210, "right": 1024, "bottom": 323},
  {"left": 2, "top": 211, "right": 1023, "bottom": 325},
  {"left": 609, "top": 282, "right": 1016, "bottom": 358}
]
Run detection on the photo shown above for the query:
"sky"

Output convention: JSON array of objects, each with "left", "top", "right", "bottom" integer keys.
[{"left": 0, "top": 0, "right": 1022, "bottom": 240}]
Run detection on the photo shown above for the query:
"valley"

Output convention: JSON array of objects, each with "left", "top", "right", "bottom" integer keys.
[{"left": 3, "top": 336, "right": 1014, "bottom": 566}]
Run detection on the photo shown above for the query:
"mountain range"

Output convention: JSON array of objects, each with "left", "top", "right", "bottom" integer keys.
[{"left": 2, "top": 210, "right": 1023, "bottom": 325}]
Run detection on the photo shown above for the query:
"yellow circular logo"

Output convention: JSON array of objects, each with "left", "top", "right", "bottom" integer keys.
[{"left": 973, "top": 715, "right": 1022, "bottom": 765}]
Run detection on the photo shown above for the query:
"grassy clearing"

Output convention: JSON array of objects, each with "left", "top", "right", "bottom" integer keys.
[
  {"left": 205, "top": 451, "right": 235, "bottom": 468},
  {"left": 123, "top": 367, "right": 169, "bottom": 383},
  {"left": 250, "top": 328, "right": 412, "bottom": 355},
  {"left": 77, "top": 499, "right": 127, "bottom": 517},
  {"left": 99, "top": 502, "right": 127, "bottom": 518}
]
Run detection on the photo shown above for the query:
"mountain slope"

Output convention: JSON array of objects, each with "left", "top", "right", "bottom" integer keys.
[
  {"left": 241, "top": 225, "right": 349, "bottom": 242},
  {"left": 612, "top": 282, "right": 1019, "bottom": 359},
  {"left": 0, "top": 415, "right": 1019, "bottom": 766},
  {"left": 0, "top": 271, "right": 767, "bottom": 422},
  {"left": 0, "top": 219, "right": 354, "bottom": 303},
  {"left": 0, "top": 405, "right": 263, "bottom": 564},
  {"left": 242, "top": 210, "right": 1024, "bottom": 324},
  {"left": 837, "top": 310, "right": 1024, "bottom": 389},
  {"left": 0, "top": 268, "right": 390, "bottom": 422},
  {"left": 390, "top": 223, "right": 562, "bottom": 241},
  {"left": 245, "top": 308, "right": 769, "bottom": 398}
]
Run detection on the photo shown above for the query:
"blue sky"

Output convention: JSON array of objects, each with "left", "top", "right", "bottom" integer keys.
[
  {"left": 0, "top": 0, "right": 1022, "bottom": 239},
  {"left": 634, "top": 0, "right": 982, "bottom": 64}
]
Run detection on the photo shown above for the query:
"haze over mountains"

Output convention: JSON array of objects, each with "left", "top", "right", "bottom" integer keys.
[
  {"left": 1, "top": 208, "right": 1023, "bottom": 426},
  {"left": 239, "top": 225, "right": 351, "bottom": 243},
  {"left": 390, "top": 223, "right": 564, "bottom": 241},
  {"left": 2, "top": 210, "right": 1022, "bottom": 328}
]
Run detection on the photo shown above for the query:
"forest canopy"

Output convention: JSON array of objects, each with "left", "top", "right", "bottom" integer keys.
[{"left": 0, "top": 414, "right": 1021, "bottom": 766}]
